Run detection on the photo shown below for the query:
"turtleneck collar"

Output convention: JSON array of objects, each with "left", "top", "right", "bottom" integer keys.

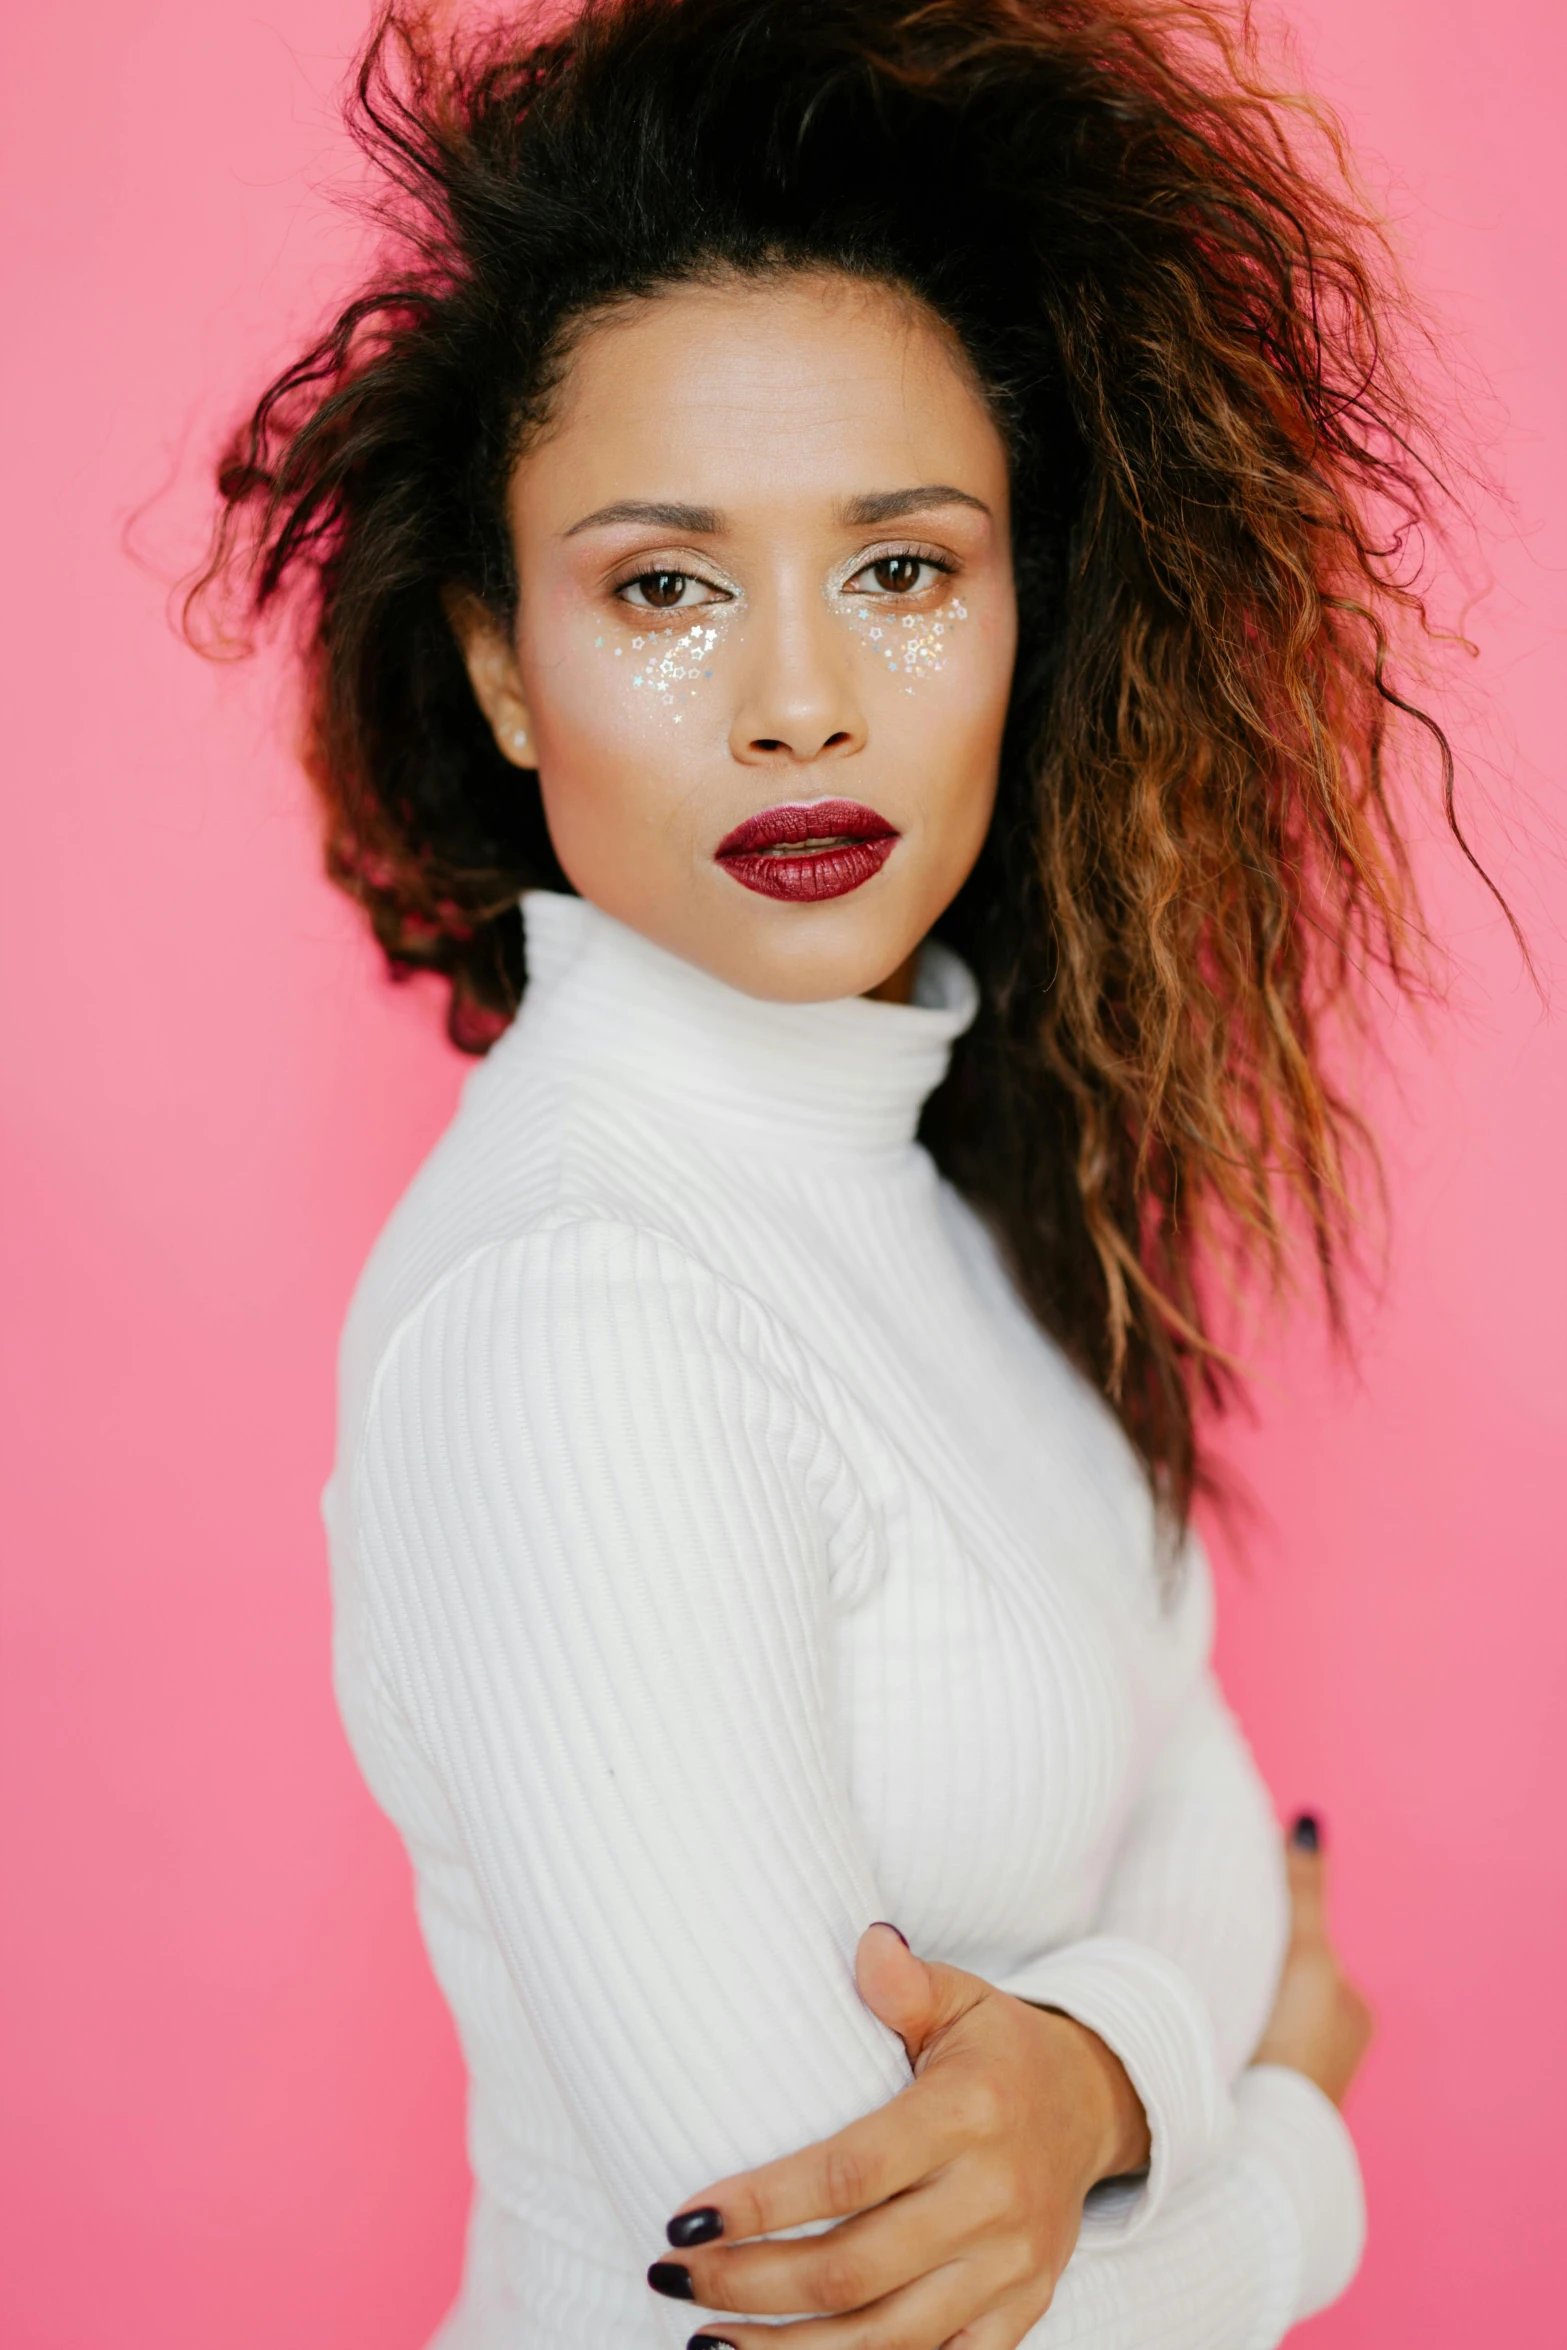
[{"left": 510, "top": 890, "right": 979, "bottom": 1158}]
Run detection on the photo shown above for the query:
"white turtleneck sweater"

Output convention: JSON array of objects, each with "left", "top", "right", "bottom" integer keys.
[{"left": 325, "top": 890, "right": 1364, "bottom": 2350}]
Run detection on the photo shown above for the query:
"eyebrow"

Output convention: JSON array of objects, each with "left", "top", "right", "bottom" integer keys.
[
  {"left": 839, "top": 485, "right": 992, "bottom": 525},
  {"left": 561, "top": 485, "right": 991, "bottom": 539},
  {"left": 563, "top": 499, "right": 721, "bottom": 538}
]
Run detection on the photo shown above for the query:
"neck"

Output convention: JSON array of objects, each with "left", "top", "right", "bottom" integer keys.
[
  {"left": 511, "top": 891, "right": 979, "bottom": 1160},
  {"left": 864, "top": 946, "right": 921, "bottom": 1006}
]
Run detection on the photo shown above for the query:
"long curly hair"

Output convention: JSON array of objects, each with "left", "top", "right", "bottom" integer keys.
[{"left": 193, "top": 0, "right": 1471, "bottom": 1524}]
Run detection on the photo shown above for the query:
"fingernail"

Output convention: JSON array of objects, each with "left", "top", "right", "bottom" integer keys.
[
  {"left": 647, "top": 2261, "right": 696, "bottom": 2301},
  {"left": 871, "top": 1919, "right": 910, "bottom": 1946},
  {"left": 667, "top": 2205, "right": 723, "bottom": 2248},
  {"left": 1290, "top": 1813, "right": 1322, "bottom": 1853}
]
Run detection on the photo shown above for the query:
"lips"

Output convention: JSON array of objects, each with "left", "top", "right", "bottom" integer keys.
[{"left": 714, "top": 799, "right": 900, "bottom": 903}]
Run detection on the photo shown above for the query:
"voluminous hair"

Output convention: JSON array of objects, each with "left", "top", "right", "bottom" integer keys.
[{"left": 195, "top": 0, "right": 1469, "bottom": 1527}]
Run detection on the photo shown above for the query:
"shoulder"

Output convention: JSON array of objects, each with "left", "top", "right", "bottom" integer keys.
[
  {"left": 335, "top": 1216, "right": 884, "bottom": 1614},
  {"left": 335, "top": 1039, "right": 725, "bottom": 1435},
  {"left": 350, "top": 1216, "right": 847, "bottom": 1471}
]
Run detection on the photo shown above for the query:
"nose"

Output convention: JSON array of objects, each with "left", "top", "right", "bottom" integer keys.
[{"left": 728, "top": 584, "right": 867, "bottom": 768}]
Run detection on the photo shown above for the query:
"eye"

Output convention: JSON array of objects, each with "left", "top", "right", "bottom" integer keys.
[
  {"left": 617, "top": 569, "right": 726, "bottom": 612},
  {"left": 846, "top": 553, "right": 950, "bottom": 597}
]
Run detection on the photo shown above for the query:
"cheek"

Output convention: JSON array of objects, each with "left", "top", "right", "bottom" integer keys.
[
  {"left": 833, "top": 584, "right": 1015, "bottom": 792},
  {"left": 609, "top": 610, "right": 734, "bottom": 720},
  {"left": 529, "top": 606, "right": 738, "bottom": 758},
  {"left": 856, "top": 598, "right": 1013, "bottom": 822},
  {"left": 836, "top": 593, "right": 971, "bottom": 690},
  {"left": 519, "top": 612, "right": 736, "bottom": 892}
]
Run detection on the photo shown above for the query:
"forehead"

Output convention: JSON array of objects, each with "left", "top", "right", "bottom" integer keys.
[{"left": 513, "top": 272, "right": 1007, "bottom": 525}]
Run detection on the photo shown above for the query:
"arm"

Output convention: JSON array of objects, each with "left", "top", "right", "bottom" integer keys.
[
  {"left": 982, "top": 1554, "right": 1368, "bottom": 2318},
  {"left": 989, "top": 1552, "right": 1293, "bottom": 2232},
  {"left": 669, "top": 1868, "right": 1366, "bottom": 2350},
  {"left": 1035, "top": 1825, "right": 1373, "bottom": 2344},
  {"left": 1085, "top": 1612, "right": 1291, "bottom": 2081},
  {"left": 345, "top": 1220, "right": 914, "bottom": 2260},
  {"left": 1033, "top": 2067, "right": 1365, "bottom": 2349},
  {"left": 666, "top": 1580, "right": 1366, "bottom": 2347}
]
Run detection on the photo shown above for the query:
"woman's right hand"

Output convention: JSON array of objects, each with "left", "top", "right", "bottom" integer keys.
[{"left": 1251, "top": 1818, "right": 1374, "bottom": 2106}]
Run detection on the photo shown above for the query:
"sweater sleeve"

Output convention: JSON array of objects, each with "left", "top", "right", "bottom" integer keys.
[
  {"left": 346, "top": 1220, "right": 913, "bottom": 2262},
  {"left": 1091, "top": 1555, "right": 1293, "bottom": 2085},
  {"left": 1029, "top": 2069, "right": 1365, "bottom": 2350},
  {"left": 993, "top": 1555, "right": 1365, "bottom": 2325}
]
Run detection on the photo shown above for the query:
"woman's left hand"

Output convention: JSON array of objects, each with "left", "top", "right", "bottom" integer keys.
[{"left": 648, "top": 1922, "right": 1151, "bottom": 2350}]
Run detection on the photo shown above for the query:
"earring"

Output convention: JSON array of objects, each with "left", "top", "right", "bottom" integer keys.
[{"left": 509, "top": 726, "right": 529, "bottom": 754}]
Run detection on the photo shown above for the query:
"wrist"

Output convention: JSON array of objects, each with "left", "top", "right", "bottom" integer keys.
[{"left": 1028, "top": 2003, "right": 1152, "bottom": 2187}]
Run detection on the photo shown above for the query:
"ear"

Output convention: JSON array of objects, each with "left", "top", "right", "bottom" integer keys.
[{"left": 442, "top": 585, "right": 537, "bottom": 767}]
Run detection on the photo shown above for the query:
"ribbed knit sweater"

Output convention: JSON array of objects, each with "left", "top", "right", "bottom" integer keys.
[{"left": 325, "top": 888, "right": 1365, "bottom": 2350}]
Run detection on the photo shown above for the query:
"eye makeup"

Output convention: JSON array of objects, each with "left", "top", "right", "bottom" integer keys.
[
  {"left": 597, "top": 562, "right": 739, "bottom": 723},
  {"left": 854, "top": 595, "right": 970, "bottom": 689},
  {"left": 592, "top": 538, "right": 972, "bottom": 718},
  {"left": 828, "top": 547, "right": 970, "bottom": 693}
]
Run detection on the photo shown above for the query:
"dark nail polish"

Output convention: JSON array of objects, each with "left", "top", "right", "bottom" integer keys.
[
  {"left": 648, "top": 2261, "right": 696, "bottom": 2301},
  {"left": 1290, "top": 1812, "right": 1322, "bottom": 1853},
  {"left": 667, "top": 2206, "right": 723, "bottom": 2248},
  {"left": 871, "top": 1919, "right": 910, "bottom": 1947},
  {"left": 689, "top": 2338, "right": 737, "bottom": 2349}
]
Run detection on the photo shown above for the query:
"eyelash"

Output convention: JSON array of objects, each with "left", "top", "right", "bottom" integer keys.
[
  {"left": 614, "top": 568, "right": 732, "bottom": 612},
  {"left": 843, "top": 548, "right": 955, "bottom": 597},
  {"left": 609, "top": 543, "right": 958, "bottom": 614}
]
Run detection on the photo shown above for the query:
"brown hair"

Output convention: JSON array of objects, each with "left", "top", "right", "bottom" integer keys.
[{"left": 194, "top": 0, "right": 1476, "bottom": 1526}]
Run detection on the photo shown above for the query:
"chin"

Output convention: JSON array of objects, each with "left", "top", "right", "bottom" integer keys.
[
  {"left": 561, "top": 854, "right": 936, "bottom": 1004},
  {"left": 688, "top": 891, "right": 920, "bottom": 1003}
]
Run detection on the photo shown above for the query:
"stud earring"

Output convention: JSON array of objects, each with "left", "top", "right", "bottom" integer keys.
[{"left": 509, "top": 726, "right": 528, "bottom": 753}]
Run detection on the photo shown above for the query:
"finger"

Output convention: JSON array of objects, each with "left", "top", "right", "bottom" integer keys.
[
  {"left": 1284, "top": 1814, "right": 1328, "bottom": 1941},
  {"left": 854, "top": 1925, "right": 991, "bottom": 2067},
  {"left": 677, "top": 2254, "right": 986, "bottom": 2350},
  {"left": 853, "top": 1923, "right": 938, "bottom": 2060},
  {"left": 672, "top": 2065, "right": 981, "bottom": 2245},
  {"left": 658, "top": 2170, "right": 996, "bottom": 2318},
  {"left": 944, "top": 2295, "right": 1053, "bottom": 2350}
]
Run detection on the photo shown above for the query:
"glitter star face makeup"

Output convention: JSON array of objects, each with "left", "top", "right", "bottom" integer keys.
[
  {"left": 598, "top": 601, "right": 739, "bottom": 725},
  {"left": 827, "top": 548, "right": 971, "bottom": 694},
  {"left": 867, "top": 596, "right": 970, "bottom": 689}
]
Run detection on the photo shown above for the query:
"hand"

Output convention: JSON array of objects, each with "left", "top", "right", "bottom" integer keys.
[
  {"left": 1251, "top": 1818, "right": 1374, "bottom": 2107},
  {"left": 649, "top": 1923, "right": 1151, "bottom": 2350}
]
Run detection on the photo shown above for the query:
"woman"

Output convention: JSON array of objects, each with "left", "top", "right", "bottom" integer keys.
[{"left": 197, "top": 0, "right": 1430, "bottom": 2341}]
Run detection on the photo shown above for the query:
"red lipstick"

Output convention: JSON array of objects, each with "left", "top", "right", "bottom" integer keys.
[{"left": 714, "top": 799, "right": 899, "bottom": 902}]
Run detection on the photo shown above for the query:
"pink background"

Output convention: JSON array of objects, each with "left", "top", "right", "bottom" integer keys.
[{"left": 2, "top": 3, "right": 1562, "bottom": 2342}]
